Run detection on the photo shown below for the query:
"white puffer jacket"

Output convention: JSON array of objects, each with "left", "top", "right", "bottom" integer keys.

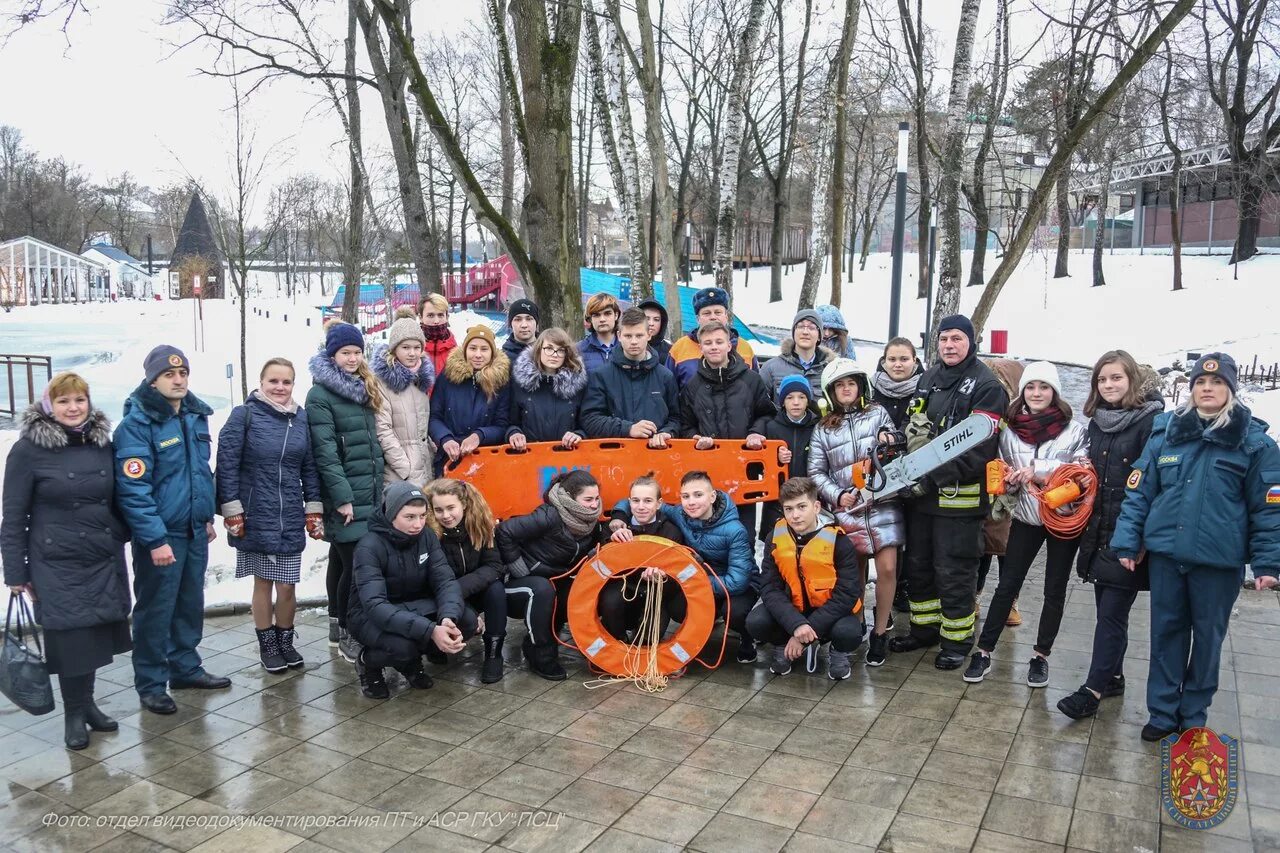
[
  {"left": 808, "top": 404, "right": 905, "bottom": 554},
  {"left": 372, "top": 345, "right": 436, "bottom": 488},
  {"left": 998, "top": 418, "right": 1090, "bottom": 526}
]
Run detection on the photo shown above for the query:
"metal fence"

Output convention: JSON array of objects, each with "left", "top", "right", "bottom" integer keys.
[{"left": 0, "top": 354, "right": 52, "bottom": 416}]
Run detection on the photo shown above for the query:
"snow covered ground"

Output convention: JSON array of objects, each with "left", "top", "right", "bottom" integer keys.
[{"left": 1, "top": 250, "right": 1277, "bottom": 607}]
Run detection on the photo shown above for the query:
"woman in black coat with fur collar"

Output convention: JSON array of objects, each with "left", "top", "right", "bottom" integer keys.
[
  {"left": 507, "top": 328, "right": 589, "bottom": 450},
  {"left": 1, "top": 373, "right": 131, "bottom": 750}
]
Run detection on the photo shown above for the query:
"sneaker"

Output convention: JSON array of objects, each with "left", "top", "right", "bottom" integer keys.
[
  {"left": 400, "top": 662, "right": 434, "bottom": 690},
  {"left": 1141, "top": 722, "right": 1177, "bottom": 742},
  {"left": 424, "top": 645, "right": 448, "bottom": 666},
  {"left": 1027, "top": 656, "right": 1049, "bottom": 688},
  {"left": 736, "top": 638, "right": 758, "bottom": 664},
  {"left": 328, "top": 617, "right": 340, "bottom": 647},
  {"left": 865, "top": 632, "right": 888, "bottom": 667},
  {"left": 1057, "top": 686, "right": 1100, "bottom": 720},
  {"left": 1101, "top": 674, "right": 1125, "bottom": 698},
  {"left": 962, "top": 652, "right": 991, "bottom": 683},
  {"left": 355, "top": 652, "right": 389, "bottom": 700},
  {"left": 827, "top": 650, "right": 852, "bottom": 681},
  {"left": 770, "top": 646, "right": 791, "bottom": 676},
  {"left": 1006, "top": 601, "right": 1022, "bottom": 627},
  {"left": 338, "top": 631, "right": 362, "bottom": 665}
]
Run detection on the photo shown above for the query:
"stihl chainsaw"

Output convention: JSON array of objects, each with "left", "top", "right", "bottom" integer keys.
[{"left": 851, "top": 413, "right": 998, "bottom": 504}]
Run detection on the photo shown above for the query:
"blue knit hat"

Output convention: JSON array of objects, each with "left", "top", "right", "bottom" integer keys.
[
  {"left": 144, "top": 344, "right": 189, "bottom": 383},
  {"left": 815, "top": 304, "right": 847, "bottom": 333},
  {"left": 693, "top": 287, "right": 730, "bottom": 314},
  {"left": 778, "top": 374, "right": 815, "bottom": 403},
  {"left": 1189, "top": 352, "right": 1238, "bottom": 394},
  {"left": 325, "top": 322, "right": 365, "bottom": 358}
]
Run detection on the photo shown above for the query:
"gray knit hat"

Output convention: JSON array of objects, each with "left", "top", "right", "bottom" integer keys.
[
  {"left": 387, "top": 317, "right": 426, "bottom": 351},
  {"left": 792, "top": 309, "right": 823, "bottom": 337},
  {"left": 383, "top": 481, "right": 427, "bottom": 520},
  {"left": 144, "top": 344, "right": 190, "bottom": 383}
]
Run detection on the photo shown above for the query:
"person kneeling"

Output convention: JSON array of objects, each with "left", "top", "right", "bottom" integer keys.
[
  {"left": 746, "top": 477, "right": 865, "bottom": 681},
  {"left": 346, "top": 482, "right": 476, "bottom": 698}
]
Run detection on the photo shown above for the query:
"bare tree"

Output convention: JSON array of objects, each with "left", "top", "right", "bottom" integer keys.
[
  {"left": 962, "top": 0, "right": 1009, "bottom": 287},
  {"left": 827, "top": 0, "right": 859, "bottom": 307}
]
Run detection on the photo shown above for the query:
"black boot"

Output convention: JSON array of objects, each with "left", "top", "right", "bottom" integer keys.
[
  {"left": 356, "top": 650, "right": 389, "bottom": 700},
  {"left": 481, "top": 635, "right": 505, "bottom": 684},
  {"left": 59, "top": 675, "right": 90, "bottom": 750},
  {"left": 523, "top": 636, "right": 566, "bottom": 681},
  {"left": 276, "top": 625, "right": 305, "bottom": 669},
  {"left": 256, "top": 627, "right": 288, "bottom": 673},
  {"left": 83, "top": 673, "right": 117, "bottom": 732},
  {"left": 399, "top": 658, "right": 434, "bottom": 690}
]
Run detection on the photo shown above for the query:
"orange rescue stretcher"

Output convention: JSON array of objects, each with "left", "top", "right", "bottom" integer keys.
[{"left": 445, "top": 438, "right": 787, "bottom": 519}]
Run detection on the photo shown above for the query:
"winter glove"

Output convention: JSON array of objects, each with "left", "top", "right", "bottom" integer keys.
[
  {"left": 305, "top": 513, "right": 325, "bottom": 540},
  {"left": 224, "top": 515, "right": 246, "bottom": 538},
  {"left": 905, "top": 412, "right": 934, "bottom": 454},
  {"left": 990, "top": 493, "right": 1016, "bottom": 523}
]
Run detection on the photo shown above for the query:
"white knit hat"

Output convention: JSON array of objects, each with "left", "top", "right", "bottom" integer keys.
[
  {"left": 387, "top": 317, "right": 426, "bottom": 351},
  {"left": 1019, "top": 360, "right": 1062, "bottom": 397}
]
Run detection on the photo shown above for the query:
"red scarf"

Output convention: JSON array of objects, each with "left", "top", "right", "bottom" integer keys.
[
  {"left": 422, "top": 323, "right": 453, "bottom": 343},
  {"left": 1009, "top": 407, "right": 1067, "bottom": 445}
]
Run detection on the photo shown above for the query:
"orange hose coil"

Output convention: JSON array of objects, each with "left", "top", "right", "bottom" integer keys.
[{"left": 1031, "top": 462, "right": 1097, "bottom": 538}]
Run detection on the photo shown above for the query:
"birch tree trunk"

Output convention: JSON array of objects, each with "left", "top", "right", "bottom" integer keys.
[
  {"left": 927, "top": 0, "right": 981, "bottom": 349},
  {"left": 713, "top": 0, "right": 769, "bottom": 296},
  {"left": 828, "top": 0, "right": 859, "bottom": 307},
  {"left": 797, "top": 70, "right": 842, "bottom": 309},
  {"left": 1091, "top": 146, "right": 1115, "bottom": 287},
  {"left": 341, "top": 0, "right": 364, "bottom": 324}
]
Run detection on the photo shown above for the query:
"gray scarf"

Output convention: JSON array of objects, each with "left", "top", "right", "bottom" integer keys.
[
  {"left": 1091, "top": 399, "right": 1163, "bottom": 433},
  {"left": 547, "top": 483, "right": 600, "bottom": 537},
  {"left": 871, "top": 369, "right": 920, "bottom": 401}
]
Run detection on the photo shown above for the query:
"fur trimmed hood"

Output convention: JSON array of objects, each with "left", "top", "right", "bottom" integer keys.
[
  {"left": 20, "top": 405, "right": 112, "bottom": 449},
  {"left": 513, "top": 348, "right": 588, "bottom": 399},
  {"left": 443, "top": 345, "right": 510, "bottom": 399},
  {"left": 124, "top": 381, "right": 213, "bottom": 423},
  {"left": 372, "top": 343, "right": 436, "bottom": 394},
  {"left": 309, "top": 348, "right": 370, "bottom": 404},
  {"left": 779, "top": 339, "right": 839, "bottom": 364}
]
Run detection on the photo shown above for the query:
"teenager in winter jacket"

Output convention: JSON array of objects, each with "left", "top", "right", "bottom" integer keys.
[
  {"left": 502, "top": 298, "right": 540, "bottom": 363},
  {"left": 891, "top": 315, "right": 1009, "bottom": 670},
  {"left": 497, "top": 470, "right": 610, "bottom": 679},
  {"left": 429, "top": 325, "right": 511, "bottom": 475},
  {"left": 578, "top": 293, "right": 621, "bottom": 372},
  {"left": 581, "top": 307, "right": 680, "bottom": 443},
  {"left": 1057, "top": 350, "right": 1164, "bottom": 720},
  {"left": 759, "top": 310, "right": 839, "bottom": 401},
  {"left": 427, "top": 479, "right": 509, "bottom": 683},
  {"left": 217, "top": 358, "right": 324, "bottom": 673},
  {"left": 306, "top": 321, "right": 385, "bottom": 662},
  {"left": 808, "top": 359, "right": 903, "bottom": 667},
  {"left": 372, "top": 318, "right": 436, "bottom": 488},
  {"left": 611, "top": 470, "right": 759, "bottom": 663},
  {"left": 347, "top": 482, "right": 475, "bottom": 699},
  {"left": 759, "top": 375, "right": 820, "bottom": 541},
  {"left": 2, "top": 373, "right": 131, "bottom": 749},
  {"left": 679, "top": 321, "right": 775, "bottom": 445},
  {"left": 667, "top": 287, "right": 758, "bottom": 387},
  {"left": 964, "top": 361, "right": 1089, "bottom": 688},
  {"left": 114, "top": 345, "right": 228, "bottom": 713},
  {"left": 599, "top": 475, "right": 686, "bottom": 643},
  {"left": 747, "top": 477, "right": 865, "bottom": 681},
  {"left": 1111, "top": 353, "right": 1280, "bottom": 741},
  {"left": 416, "top": 295, "right": 457, "bottom": 377},
  {"left": 639, "top": 298, "right": 673, "bottom": 364},
  {"left": 508, "top": 328, "right": 588, "bottom": 449},
  {"left": 871, "top": 337, "right": 924, "bottom": 429}
]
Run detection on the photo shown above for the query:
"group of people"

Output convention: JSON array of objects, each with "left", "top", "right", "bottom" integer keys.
[{"left": 3, "top": 284, "right": 1277, "bottom": 755}]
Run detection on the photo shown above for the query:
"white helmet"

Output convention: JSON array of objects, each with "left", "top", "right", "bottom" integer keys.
[{"left": 821, "top": 357, "right": 870, "bottom": 411}]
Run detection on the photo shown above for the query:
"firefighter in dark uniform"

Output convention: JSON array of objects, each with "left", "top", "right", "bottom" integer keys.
[
  {"left": 889, "top": 315, "right": 1009, "bottom": 669},
  {"left": 1111, "top": 353, "right": 1280, "bottom": 741}
]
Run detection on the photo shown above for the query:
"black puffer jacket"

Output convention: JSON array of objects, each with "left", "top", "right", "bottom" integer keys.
[
  {"left": 507, "top": 348, "right": 588, "bottom": 443},
  {"left": 618, "top": 514, "right": 687, "bottom": 545},
  {"left": 496, "top": 503, "right": 608, "bottom": 578},
  {"left": 1077, "top": 400, "right": 1163, "bottom": 589},
  {"left": 346, "top": 512, "right": 464, "bottom": 648},
  {"left": 764, "top": 409, "right": 819, "bottom": 479},
  {"left": 438, "top": 525, "right": 507, "bottom": 598},
  {"left": 1, "top": 407, "right": 130, "bottom": 631},
  {"left": 580, "top": 346, "right": 680, "bottom": 438},
  {"left": 678, "top": 353, "right": 776, "bottom": 439}
]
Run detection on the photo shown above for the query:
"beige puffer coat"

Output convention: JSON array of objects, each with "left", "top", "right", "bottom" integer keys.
[{"left": 372, "top": 344, "right": 436, "bottom": 488}]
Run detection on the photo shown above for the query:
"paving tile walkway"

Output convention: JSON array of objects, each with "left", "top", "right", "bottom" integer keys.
[{"left": 1, "top": 558, "right": 1277, "bottom": 852}]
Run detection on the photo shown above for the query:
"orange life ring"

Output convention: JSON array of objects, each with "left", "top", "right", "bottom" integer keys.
[{"left": 565, "top": 537, "right": 719, "bottom": 676}]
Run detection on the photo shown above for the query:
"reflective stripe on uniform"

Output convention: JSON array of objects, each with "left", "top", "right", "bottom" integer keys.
[
  {"left": 911, "top": 612, "right": 943, "bottom": 626},
  {"left": 938, "top": 483, "right": 982, "bottom": 509},
  {"left": 940, "top": 624, "right": 974, "bottom": 641},
  {"left": 939, "top": 611, "right": 975, "bottom": 640},
  {"left": 909, "top": 597, "right": 942, "bottom": 613}
]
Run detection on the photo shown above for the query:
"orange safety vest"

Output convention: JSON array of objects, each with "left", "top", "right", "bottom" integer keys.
[{"left": 770, "top": 521, "right": 862, "bottom": 615}]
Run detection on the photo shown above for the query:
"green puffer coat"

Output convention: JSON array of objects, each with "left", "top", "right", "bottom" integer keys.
[{"left": 306, "top": 351, "right": 385, "bottom": 543}]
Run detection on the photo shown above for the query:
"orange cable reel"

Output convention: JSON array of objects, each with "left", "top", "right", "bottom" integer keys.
[
  {"left": 561, "top": 536, "right": 726, "bottom": 686},
  {"left": 987, "top": 458, "right": 1096, "bottom": 536}
]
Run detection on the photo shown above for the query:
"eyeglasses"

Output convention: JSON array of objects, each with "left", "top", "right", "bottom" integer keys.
[{"left": 541, "top": 345, "right": 566, "bottom": 355}]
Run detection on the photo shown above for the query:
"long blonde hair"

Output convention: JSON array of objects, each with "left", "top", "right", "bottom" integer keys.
[
  {"left": 427, "top": 479, "right": 497, "bottom": 548},
  {"left": 1176, "top": 386, "right": 1238, "bottom": 433},
  {"left": 354, "top": 360, "right": 383, "bottom": 410}
]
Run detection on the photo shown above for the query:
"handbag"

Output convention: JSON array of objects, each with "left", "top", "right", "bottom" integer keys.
[{"left": 0, "top": 595, "right": 56, "bottom": 716}]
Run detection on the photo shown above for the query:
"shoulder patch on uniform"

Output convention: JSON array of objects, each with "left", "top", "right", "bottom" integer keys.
[
  {"left": 1127, "top": 469, "right": 1142, "bottom": 489},
  {"left": 158, "top": 436, "right": 182, "bottom": 449},
  {"left": 1157, "top": 454, "right": 1180, "bottom": 465},
  {"left": 122, "top": 458, "right": 146, "bottom": 479},
  {"left": 1267, "top": 485, "right": 1280, "bottom": 504}
]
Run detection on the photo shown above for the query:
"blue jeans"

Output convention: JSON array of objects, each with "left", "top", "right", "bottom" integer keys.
[
  {"left": 131, "top": 535, "right": 208, "bottom": 696},
  {"left": 1146, "top": 555, "right": 1240, "bottom": 730}
]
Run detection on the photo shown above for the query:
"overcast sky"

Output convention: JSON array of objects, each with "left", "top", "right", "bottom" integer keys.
[{"left": 0, "top": 0, "right": 1026, "bottom": 195}]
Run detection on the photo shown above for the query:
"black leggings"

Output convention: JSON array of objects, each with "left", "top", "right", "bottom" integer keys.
[
  {"left": 327, "top": 541, "right": 356, "bottom": 626},
  {"left": 977, "top": 519, "right": 1080, "bottom": 655},
  {"left": 1085, "top": 584, "right": 1138, "bottom": 693},
  {"left": 504, "top": 575, "right": 558, "bottom": 646},
  {"left": 977, "top": 554, "right": 1006, "bottom": 594},
  {"left": 745, "top": 607, "right": 865, "bottom": 652}
]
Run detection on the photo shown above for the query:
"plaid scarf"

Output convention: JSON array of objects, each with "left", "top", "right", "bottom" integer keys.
[{"left": 1009, "top": 407, "right": 1068, "bottom": 445}]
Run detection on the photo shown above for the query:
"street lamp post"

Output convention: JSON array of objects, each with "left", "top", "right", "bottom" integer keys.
[{"left": 888, "top": 121, "right": 910, "bottom": 339}]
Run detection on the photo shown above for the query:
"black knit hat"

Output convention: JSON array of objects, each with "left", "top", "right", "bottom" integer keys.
[
  {"left": 144, "top": 345, "right": 190, "bottom": 383},
  {"left": 507, "top": 298, "right": 540, "bottom": 325},
  {"left": 1189, "top": 352, "right": 1238, "bottom": 394},
  {"left": 938, "top": 314, "right": 975, "bottom": 349}
]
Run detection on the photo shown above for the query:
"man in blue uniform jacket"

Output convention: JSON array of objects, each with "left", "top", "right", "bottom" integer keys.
[{"left": 114, "top": 345, "right": 229, "bottom": 714}]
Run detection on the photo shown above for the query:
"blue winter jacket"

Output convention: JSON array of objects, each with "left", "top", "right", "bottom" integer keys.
[
  {"left": 216, "top": 393, "right": 324, "bottom": 556},
  {"left": 428, "top": 346, "right": 511, "bottom": 472},
  {"left": 113, "top": 383, "right": 216, "bottom": 549},
  {"left": 1112, "top": 405, "right": 1280, "bottom": 577},
  {"left": 577, "top": 332, "right": 617, "bottom": 373},
  {"left": 612, "top": 490, "right": 757, "bottom": 595},
  {"left": 580, "top": 345, "right": 680, "bottom": 439}
]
